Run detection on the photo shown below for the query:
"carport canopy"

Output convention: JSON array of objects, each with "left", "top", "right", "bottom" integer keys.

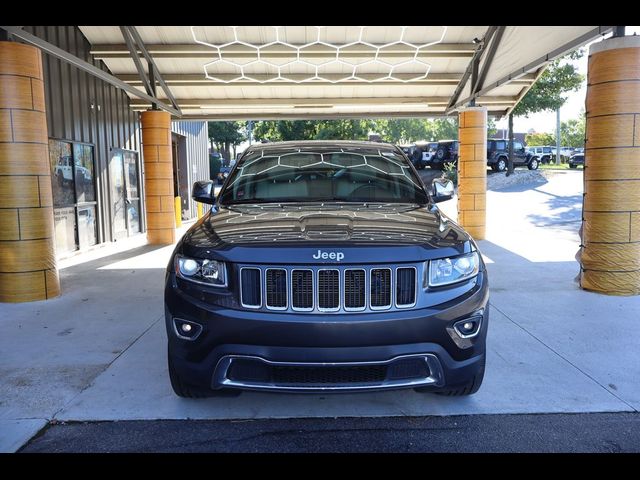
[{"left": 48, "top": 26, "right": 614, "bottom": 120}]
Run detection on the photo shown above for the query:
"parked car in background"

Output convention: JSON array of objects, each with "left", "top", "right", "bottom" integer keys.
[
  {"left": 399, "top": 144, "right": 424, "bottom": 169},
  {"left": 527, "top": 146, "right": 554, "bottom": 164},
  {"left": 416, "top": 141, "right": 438, "bottom": 168},
  {"left": 431, "top": 140, "right": 459, "bottom": 169},
  {"left": 217, "top": 166, "right": 232, "bottom": 185},
  {"left": 568, "top": 153, "right": 584, "bottom": 169},
  {"left": 487, "top": 139, "right": 539, "bottom": 171}
]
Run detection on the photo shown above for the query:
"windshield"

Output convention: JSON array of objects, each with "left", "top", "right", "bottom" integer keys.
[{"left": 218, "top": 146, "right": 429, "bottom": 205}]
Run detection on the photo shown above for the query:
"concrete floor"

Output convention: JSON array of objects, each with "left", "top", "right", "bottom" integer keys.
[{"left": 1, "top": 169, "right": 639, "bottom": 451}]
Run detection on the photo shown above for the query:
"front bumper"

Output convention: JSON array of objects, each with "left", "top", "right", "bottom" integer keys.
[{"left": 165, "top": 271, "right": 489, "bottom": 393}]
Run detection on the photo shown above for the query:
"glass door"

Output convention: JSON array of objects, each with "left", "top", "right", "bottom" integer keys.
[
  {"left": 110, "top": 149, "right": 142, "bottom": 239},
  {"left": 124, "top": 151, "right": 141, "bottom": 235}
]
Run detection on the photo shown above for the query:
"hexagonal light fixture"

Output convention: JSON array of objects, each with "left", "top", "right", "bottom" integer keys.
[{"left": 190, "top": 26, "right": 448, "bottom": 84}]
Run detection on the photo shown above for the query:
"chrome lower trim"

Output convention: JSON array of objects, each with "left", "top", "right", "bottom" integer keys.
[{"left": 212, "top": 353, "right": 445, "bottom": 392}]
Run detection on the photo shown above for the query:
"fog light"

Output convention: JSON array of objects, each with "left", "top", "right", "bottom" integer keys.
[
  {"left": 453, "top": 316, "right": 482, "bottom": 339},
  {"left": 173, "top": 318, "right": 202, "bottom": 341},
  {"left": 463, "top": 322, "right": 474, "bottom": 331}
]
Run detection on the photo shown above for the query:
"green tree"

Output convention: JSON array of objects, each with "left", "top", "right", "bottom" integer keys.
[
  {"left": 314, "top": 119, "right": 376, "bottom": 140},
  {"left": 208, "top": 121, "right": 246, "bottom": 163},
  {"left": 560, "top": 114, "right": 586, "bottom": 148},
  {"left": 376, "top": 118, "right": 429, "bottom": 143},
  {"left": 253, "top": 120, "right": 319, "bottom": 142},
  {"left": 426, "top": 118, "right": 458, "bottom": 141},
  {"left": 487, "top": 118, "right": 497, "bottom": 137},
  {"left": 513, "top": 49, "right": 585, "bottom": 117},
  {"left": 525, "top": 132, "right": 555, "bottom": 146}
]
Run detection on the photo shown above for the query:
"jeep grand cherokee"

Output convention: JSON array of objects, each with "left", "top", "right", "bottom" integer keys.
[{"left": 165, "top": 141, "right": 489, "bottom": 397}]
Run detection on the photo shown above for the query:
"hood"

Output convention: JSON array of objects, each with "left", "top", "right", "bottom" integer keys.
[{"left": 179, "top": 203, "right": 473, "bottom": 264}]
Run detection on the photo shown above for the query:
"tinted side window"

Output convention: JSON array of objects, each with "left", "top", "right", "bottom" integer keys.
[
  {"left": 514, "top": 142, "right": 523, "bottom": 150},
  {"left": 496, "top": 141, "right": 506, "bottom": 150}
]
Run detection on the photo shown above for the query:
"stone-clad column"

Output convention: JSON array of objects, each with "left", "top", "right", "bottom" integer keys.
[
  {"left": 141, "top": 110, "right": 175, "bottom": 245},
  {"left": 457, "top": 106, "right": 487, "bottom": 240},
  {"left": 579, "top": 36, "right": 640, "bottom": 295},
  {"left": 0, "top": 41, "right": 60, "bottom": 302}
]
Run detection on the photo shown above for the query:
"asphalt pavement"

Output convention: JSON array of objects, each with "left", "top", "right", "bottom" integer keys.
[{"left": 21, "top": 412, "right": 640, "bottom": 453}]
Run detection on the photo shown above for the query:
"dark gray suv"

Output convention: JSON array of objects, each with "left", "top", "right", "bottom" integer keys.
[{"left": 164, "top": 141, "right": 489, "bottom": 398}]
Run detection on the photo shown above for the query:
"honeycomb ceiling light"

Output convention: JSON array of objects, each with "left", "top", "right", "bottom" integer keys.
[{"left": 190, "top": 26, "right": 447, "bottom": 84}]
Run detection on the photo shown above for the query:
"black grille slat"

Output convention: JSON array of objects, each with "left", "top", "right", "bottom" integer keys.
[
  {"left": 318, "top": 270, "right": 339, "bottom": 310},
  {"left": 240, "top": 268, "right": 261, "bottom": 307},
  {"left": 370, "top": 269, "right": 392, "bottom": 308},
  {"left": 396, "top": 268, "right": 416, "bottom": 306},
  {"left": 344, "top": 269, "right": 365, "bottom": 309},
  {"left": 292, "top": 270, "right": 313, "bottom": 310},
  {"left": 266, "top": 269, "right": 287, "bottom": 308}
]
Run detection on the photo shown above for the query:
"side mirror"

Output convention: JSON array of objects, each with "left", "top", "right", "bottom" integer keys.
[
  {"left": 431, "top": 178, "right": 454, "bottom": 203},
  {"left": 192, "top": 180, "right": 215, "bottom": 205}
]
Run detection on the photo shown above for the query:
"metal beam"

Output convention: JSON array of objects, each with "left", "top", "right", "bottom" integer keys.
[
  {"left": 128, "top": 95, "right": 518, "bottom": 109},
  {"left": 0, "top": 25, "right": 181, "bottom": 117},
  {"left": 174, "top": 110, "right": 509, "bottom": 121},
  {"left": 125, "top": 26, "right": 181, "bottom": 114},
  {"left": 472, "top": 26, "right": 506, "bottom": 94},
  {"left": 118, "top": 72, "right": 489, "bottom": 86},
  {"left": 119, "top": 26, "right": 153, "bottom": 97},
  {"left": 448, "top": 26, "right": 616, "bottom": 113},
  {"left": 90, "top": 42, "right": 476, "bottom": 59},
  {"left": 447, "top": 26, "right": 498, "bottom": 110}
]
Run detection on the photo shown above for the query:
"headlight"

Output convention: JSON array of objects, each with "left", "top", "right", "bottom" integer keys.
[
  {"left": 175, "top": 255, "right": 227, "bottom": 287},
  {"left": 425, "top": 251, "right": 480, "bottom": 288}
]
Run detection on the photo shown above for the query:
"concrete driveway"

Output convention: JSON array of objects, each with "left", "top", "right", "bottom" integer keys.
[{"left": 1, "top": 169, "right": 638, "bottom": 452}]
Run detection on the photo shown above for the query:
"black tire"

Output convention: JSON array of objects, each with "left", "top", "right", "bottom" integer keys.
[
  {"left": 435, "top": 147, "right": 447, "bottom": 162},
  {"left": 541, "top": 155, "right": 550, "bottom": 164},
  {"left": 415, "top": 360, "right": 485, "bottom": 396},
  {"left": 496, "top": 157, "right": 507, "bottom": 172},
  {"left": 527, "top": 158, "right": 539, "bottom": 170},
  {"left": 168, "top": 348, "right": 240, "bottom": 398},
  {"left": 569, "top": 163, "right": 577, "bottom": 169}
]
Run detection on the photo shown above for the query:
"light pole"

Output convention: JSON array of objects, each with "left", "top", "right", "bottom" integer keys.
[
  {"left": 247, "top": 120, "right": 254, "bottom": 146},
  {"left": 555, "top": 107, "right": 562, "bottom": 165}
]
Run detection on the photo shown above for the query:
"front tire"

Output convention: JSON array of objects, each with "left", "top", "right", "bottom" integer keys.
[
  {"left": 496, "top": 158, "right": 507, "bottom": 172},
  {"left": 168, "top": 348, "right": 240, "bottom": 398},
  {"left": 528, "top": 158, "right": 539, "bottom": 170},
  {"left": 415, "top": 360, "right": 485, "bottom": 396},
  {"left": 569, "top": 163, "right": 577, "bottom": 169}
]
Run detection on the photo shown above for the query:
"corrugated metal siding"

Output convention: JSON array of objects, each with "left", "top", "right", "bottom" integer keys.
[
  {"left": 23, "top": 25, "right": 143, "bottom": 244},
  {"left": 171, "top": 121, "right": 210, "bottom": 218}
]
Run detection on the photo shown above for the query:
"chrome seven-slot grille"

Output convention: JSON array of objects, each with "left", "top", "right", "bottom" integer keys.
[{"left": 240, "top": 265, "right": 417, "bottom": 312}]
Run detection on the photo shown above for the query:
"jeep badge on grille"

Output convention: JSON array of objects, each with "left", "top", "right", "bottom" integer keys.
[{"left": 312, "top": 250, "right": 345, "bottom": 262}]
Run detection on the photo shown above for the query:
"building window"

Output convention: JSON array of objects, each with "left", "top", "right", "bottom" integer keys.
[{"left": 49, "top": 139, "right": 98, "bottom": 255}]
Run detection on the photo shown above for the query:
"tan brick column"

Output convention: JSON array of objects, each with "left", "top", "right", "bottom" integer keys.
[
  {"left": 457, "top": 106, "right": 487, "bottom": 240},
  {"left": 141, "top": 110, "right": 175, "bottom": 245},
  {"left": 579, "top": 36, "right": 640, "bottom": 295},
  {"left": 0, "top": 42, "right": 60, "bottom": 302}
]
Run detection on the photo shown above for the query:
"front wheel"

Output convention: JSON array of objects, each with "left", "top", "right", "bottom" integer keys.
[
  {"left": 168, "top": 347, "right": 240, "bottom": 398},
  {"left": 415, "top": 361, "right": 485, "bottom": 396},
  {"left": 569, "top": 163, "right": 577, "bottom": 169},
  {"left": 496, "top": 158, "right": 507, "bottom": 172},
  {"left": 528, "top": 158, "right": 539, "bottom": 170}
]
